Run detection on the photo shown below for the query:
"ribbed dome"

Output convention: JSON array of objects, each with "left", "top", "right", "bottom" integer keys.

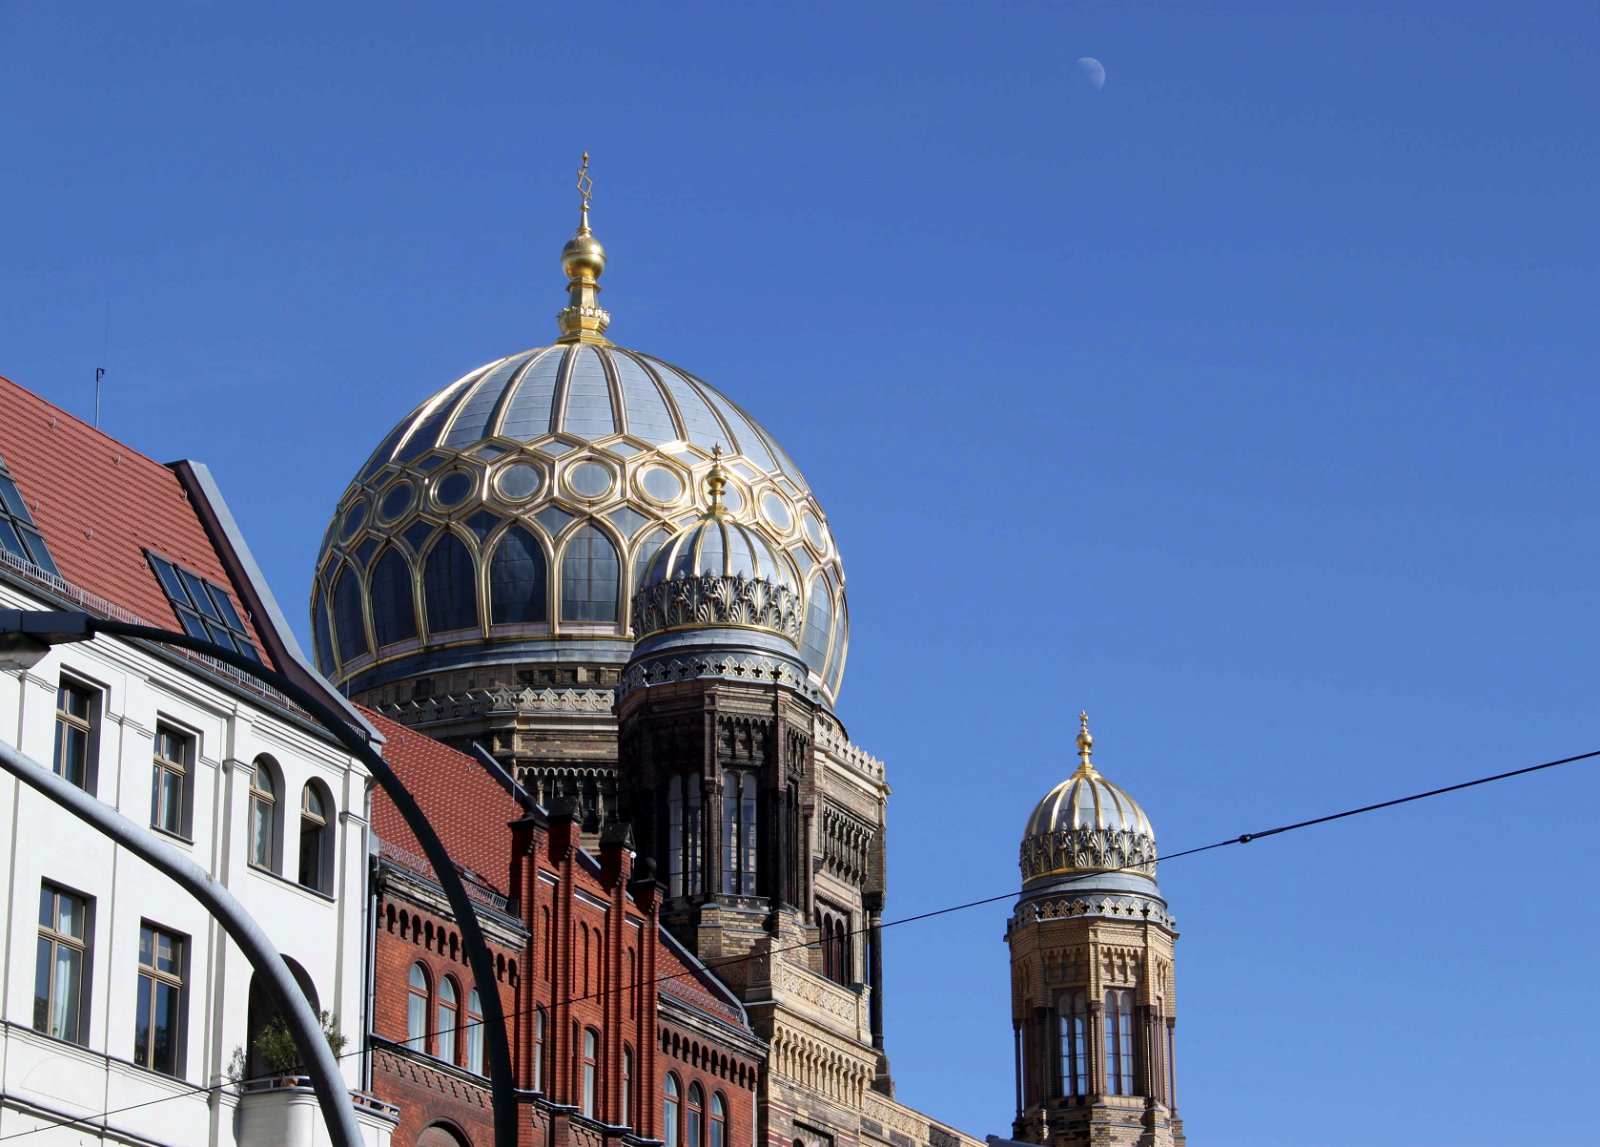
[
  {"left": 1019, "top": 717, "right": 1158, "bottom": 884},
  {"left": 310, "top": 214, "right": 849, "bottom": 704}
]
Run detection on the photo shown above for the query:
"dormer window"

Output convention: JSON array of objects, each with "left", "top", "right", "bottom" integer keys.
[
  {"left": 0, "top": 452, "right": 59, "bottom": 576},
  {"left": 145, "top": 552, "right": 260, "bottom": 661}
]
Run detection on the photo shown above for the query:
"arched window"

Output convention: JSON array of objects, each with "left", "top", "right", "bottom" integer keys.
[
  {"left": 666, "top": 774, "right": 703, "bottom": 898},
  {"left": 533, "top": 1007, "right": 546, "bottom": 1091},
  {"left": 298, "top": 782, "right": 333, "bottom": 892},
  {"left": 686, "top": 1082, "right": 704, "bottom": 1147},
  {"left": 1104, "top": 988, "right": 1135, "bottom": 1096},
  {"left": 437, "top": 976, "right": 459, "bottom": 1063},
  {"left": 331, "top": 564, "right": 368, "bottom": 662},
  {"left": 369, "top": 547, "right": 418, "bottom": 646},
  {"left": 721, "top": 771, "right": 758, "bottom": 895},
  {"left": 1058, "top": 991, "right": 1089, "bottom": 1097},
  {"left": 490, "top": 527, "right": 549, "bottom": 624},
  {"left": 424, "top": 532, "right": 478, "bottom": 633},
  {"left": 632, "top": 528, "right": 672, "bottom": 595},
  {"left": 620, "top": 1045, "right": 633, "bottom": 1127},
  {"left": 580, "top": 1027, "right": 599, "bottom": 1116},
  {"left": 663, "top": 1073, "right": 681, "bottom": 1147},
  {"left": 560, "top": 524, "right": 620, "bottom": 622},
  {"left": 800, "top": 574, "right": 833, "bottom": 674},
  {"left": 709, "top": 1092, "right": 726, "bottom": 1147},
  {"left": 465, "top": 989, "right": 483, "bottom": 1074},
  {"left": 406, "top": 963, "right": 430, "bottom": 1051},
  {"left": 249, "top": 758, "right": 279, "bottom": 871}
]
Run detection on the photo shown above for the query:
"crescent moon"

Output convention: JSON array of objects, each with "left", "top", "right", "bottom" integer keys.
[{"left": 1077, "top": 57, "right": 1106, "bottom": 90}]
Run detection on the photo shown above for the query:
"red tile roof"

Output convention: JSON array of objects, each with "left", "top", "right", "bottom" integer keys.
[
  {"left": 0, "top": 374, "right": 267, "bottom": 653},
  {"left": 362, "top": 708, "right": 520, "bottom": 895}
]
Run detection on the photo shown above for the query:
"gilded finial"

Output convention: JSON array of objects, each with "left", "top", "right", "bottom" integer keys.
[
  {"left": 558, "top": 151, "right": 612, "bottom": 344},
  {"left": 1075, "top": 711, "right": 1097, "bottom": 775},
  {"left": 576, "top": 151, "right": 594, "bottom": 231},
  {"left": 706, "top": 444, "right": 730, "bottom": 517}
]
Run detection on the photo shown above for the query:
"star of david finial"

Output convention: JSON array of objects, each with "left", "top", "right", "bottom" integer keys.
[{"left": 576, "top": 151, "right": 594, "bottom": 223}]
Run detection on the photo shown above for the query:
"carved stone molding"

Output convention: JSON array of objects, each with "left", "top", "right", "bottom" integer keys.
[
  {"left": 618, "top": 652, "right": 811, "bottom": 698},
  {"left": 1020, "top": 825, "right": 1158, "bottom": 881},
  {"left": 1019, "top": 895, "right": 1173, "bottom": 929},
  {"left": 377, "top": 686, "right": 617, "bottom": 724},
  {"left": 632, "top": 571, "right": 802, "bottom": 641}
]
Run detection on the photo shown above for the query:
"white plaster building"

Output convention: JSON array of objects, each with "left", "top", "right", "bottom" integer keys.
[{"left": 0, "top": 375, "right": 395, "bottom": 1146}]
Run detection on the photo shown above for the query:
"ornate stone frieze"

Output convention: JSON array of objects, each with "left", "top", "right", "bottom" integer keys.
[
  {"left": 632, "top": 571, "right": 802, "bottom": 641},
  {"left": 814, "top": 716, "right": 885, "bottom": 780},
  {"left": 1017, "top": 895, "right": 1173, "bottom": 929},
  {"left": 617, "top": 652, "right": 811, "bottom": 698},
  {"left": 377, "top": 686, "right": 616, "bottom": 724},
  {"left": 822, "top": 802, "right": 874, "bottom": 885},
  {"left": 1020, "top": 825, "right": 1158, "bottom": 881}
]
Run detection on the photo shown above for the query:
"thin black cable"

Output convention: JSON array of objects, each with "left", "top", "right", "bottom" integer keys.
[{"left": 7, "top": 742, "right": 1594, "bottom": 1141}]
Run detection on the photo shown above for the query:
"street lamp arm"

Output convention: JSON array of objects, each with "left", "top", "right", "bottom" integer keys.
[
  {"left": 0, "top": 739, "right": 365, "bottom": 1147},
  {"left": 5, "top": 611, "right": 520, "bottom": 1147}
]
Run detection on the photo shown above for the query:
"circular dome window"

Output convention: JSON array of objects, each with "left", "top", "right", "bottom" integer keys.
[
  {"left": 495, "top": 461, "right": 543, "bottom": 502},
  {"left": 434, "top": 470, "right": 476, "bottom": 509},
  {"left": 637, "top": 465, "right": 683, "bottom": 505},
  {"left": 566, "top": 460, "right": 615, "bottom": 500},
  {"left": 377, "top": 480, "right": 416, "bottom": 524},
  {"left": 760, "top": 492, "right": 793, "bottom": 533},
  {"left": 338, "top": 500, "right": 368, "bottom": 542}
]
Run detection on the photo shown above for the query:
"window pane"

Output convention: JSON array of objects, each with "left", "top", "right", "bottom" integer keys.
[
  {"left": 370, "top": 548, "right": 419, "bottom": 645},
  {"left": 490, "top": 527, "right": 549, "bottom": 624},
  {"left": 560, "top": 524, "right": 619, "bottom": 623},
  {"left": 424, "top": 532, "right": 479, "bottom": 632}
]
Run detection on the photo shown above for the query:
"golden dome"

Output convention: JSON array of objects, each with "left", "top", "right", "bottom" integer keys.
[{"left": 1019, "top": 713, "right": 1158, "bottom": 882}]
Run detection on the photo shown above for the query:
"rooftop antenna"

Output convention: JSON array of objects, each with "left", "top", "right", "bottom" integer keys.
[{"left": 95, "top": 301, "right": 110, "bottom": 428}]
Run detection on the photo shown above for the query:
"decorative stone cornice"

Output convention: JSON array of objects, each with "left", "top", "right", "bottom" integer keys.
[
  {"left": 1013, "top": 893, "right": 1174, "bottom": 929},
  {"left": 377, "top": 686, "right": 617, "bottom": 725},
  {"left": 1020, "top": 825, "right": 1158, "bottom": 882},
  {"left": 618, "top": 651, "right": 812, "bottom": 699},
  {"left": 631, "top": 571, "right": 802, "bottom": 642}
]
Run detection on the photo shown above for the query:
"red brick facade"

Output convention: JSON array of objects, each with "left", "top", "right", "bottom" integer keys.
[{"left": 365, "top": 710, "right": 763, "bottom": 1147}]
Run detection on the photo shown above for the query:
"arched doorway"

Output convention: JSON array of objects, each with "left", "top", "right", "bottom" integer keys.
[{"left": 244, "top": 957, "right": 320, "bottom": 1080}]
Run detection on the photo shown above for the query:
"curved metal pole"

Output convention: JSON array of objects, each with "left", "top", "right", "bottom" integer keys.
[
  {"left": 0, "top": 741, "right": 364, "bottom": 1147},
  {"left": 87, "top": 617, "right": 520, "bottom": 1147}
]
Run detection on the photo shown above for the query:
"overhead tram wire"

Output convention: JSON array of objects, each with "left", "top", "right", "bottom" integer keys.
[{"left": 6, "top": 741, "right": 1596, "bottom": 1142}]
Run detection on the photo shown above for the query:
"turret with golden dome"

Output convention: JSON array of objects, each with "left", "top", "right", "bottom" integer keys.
[{"left": 1006, "top": 714, "right": 1185, "bottom": 1146}]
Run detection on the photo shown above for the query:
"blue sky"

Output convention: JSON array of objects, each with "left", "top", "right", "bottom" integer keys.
[{"left": 4, "top": 2, "right": 1599, "bottom": 1143}]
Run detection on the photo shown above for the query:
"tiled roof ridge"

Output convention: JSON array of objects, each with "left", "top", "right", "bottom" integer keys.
[{"left": 0, "top": 374, "right": 174, "bottom": 472}]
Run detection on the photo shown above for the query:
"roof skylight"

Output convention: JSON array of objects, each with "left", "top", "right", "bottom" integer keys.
[
  {"left": 145, "top": 552, "right": 261, "bottom": 662},
  {"left": 0, "top": 452, "right": 60, "bottom": 577}
]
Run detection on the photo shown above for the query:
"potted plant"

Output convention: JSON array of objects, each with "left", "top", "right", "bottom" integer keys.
[{"left": 251, "top": 1011, "right": 348, "bottom": 1086}]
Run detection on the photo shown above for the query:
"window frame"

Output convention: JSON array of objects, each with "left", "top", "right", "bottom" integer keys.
[
  {"left": 150, "top": 720, "right": 195, "bottom": 839},
  {"left": 663, "top": 1072, "right": 681, "bottom": 1147},
  {"left": 533, "top": 1006, "right": 547, "bottom": 1091},
  {"left": 580, "top": 1026, "right": 599, "bottom": 1117},
  {"left": 134, "top": 921, "right": 186, "bottom": 1077},
  {"left": 248, "top": 757, "right": 282, "bottom": 872},
  {"left": 53, "top": 676, "right": 99, "bottom": 792},
  {"left": 34, "top": 882, "right": 92, "bottom": 1045},
  {"left": 709, "top": 1091, "right": 727, "bottom": 1147},
  {"left": 721, "top": 770, "right": 758, "bottom": 896},
  {"left": 686, "top": 1081, "right": 705, "bottom": 1147},
  {"left": 1057, "top": 990, "right": 1089, "bottom": 1098},
  {"left": 145, "top": 551, "right": 261, "bottom": 661},
  {"left": 1103, "top": 987, "right": 1136, "bottom": 1097},
  {"left": 436, "top": 975, "right": 460, "bottom": 1064},
  {"left": 297, "top": 780, "right": 335, "bottom": 893},
  {"left": 406, "top": 962, "right": 431, "bottom": 1052},
  {"left": 464, "top": 988, "right": 484, "bottom": 1075}
]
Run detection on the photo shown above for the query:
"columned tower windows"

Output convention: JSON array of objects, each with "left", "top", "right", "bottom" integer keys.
[
  {"left": 721, "top": 771, "right": 758, "bottom": 896},
  {"left": 1057, "top": 991, "right": 1089, "bottom": 1098},
  {"left": 666, "top": 773, "right": 703, "bottom": 898},
  {"left": 1103, "top": 988, "right": 1135, "bottom": 1096}
]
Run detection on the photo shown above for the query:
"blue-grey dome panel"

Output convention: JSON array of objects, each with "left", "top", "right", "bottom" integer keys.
[
  {"left": 564, "top": 347, "right": 617, "bottom": 438},
  {"left": 612, "top": 351, "right": 679, "bottom": 442},
  {"left": 498, "top": 348, "right": 564, "bottom": 440}
]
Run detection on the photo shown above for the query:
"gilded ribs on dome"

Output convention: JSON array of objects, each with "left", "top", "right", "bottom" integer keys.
[{"left": 313, "top": 342, "right": 849, "bottom": 703}]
